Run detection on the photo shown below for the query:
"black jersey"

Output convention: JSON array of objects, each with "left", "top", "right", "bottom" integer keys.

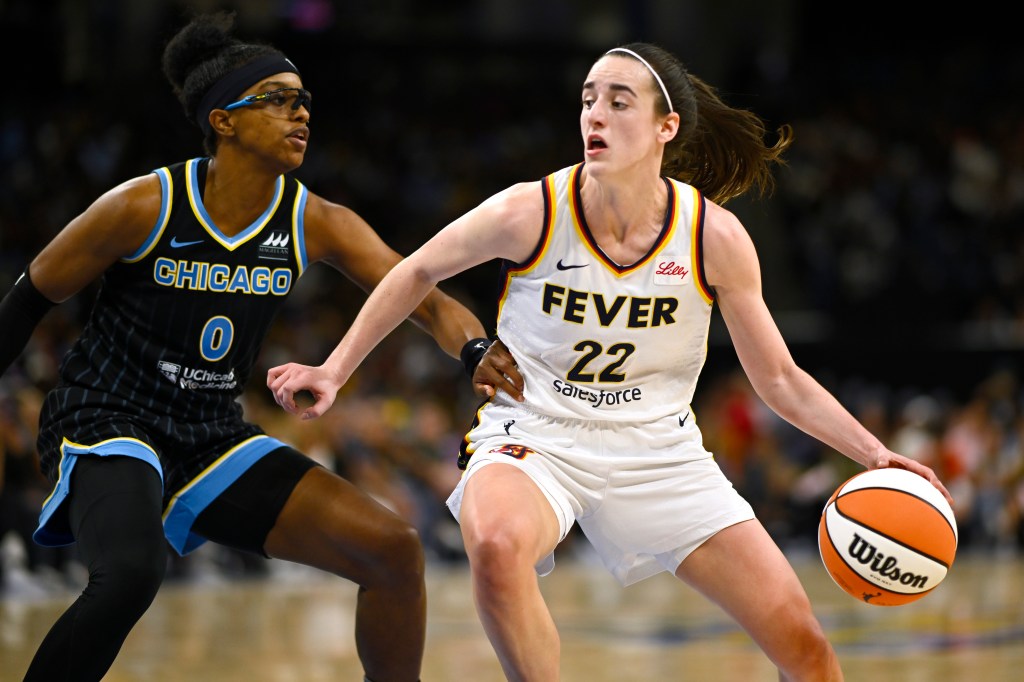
[{"left": 37, "top": 158, "right": 309, "bottom": 493}]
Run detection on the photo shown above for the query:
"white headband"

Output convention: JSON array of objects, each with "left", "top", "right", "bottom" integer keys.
[{"left": 605, "top": 48, "right": 674, "bottom": 113}]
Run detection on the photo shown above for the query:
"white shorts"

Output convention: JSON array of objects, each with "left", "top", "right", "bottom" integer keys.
[{"left": 446, "top": 403, "right": 755, "bottom": 586}]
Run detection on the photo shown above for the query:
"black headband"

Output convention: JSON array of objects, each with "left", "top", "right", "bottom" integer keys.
[{"left": 196, "top": 54, "right": 301, "bottom": 134}]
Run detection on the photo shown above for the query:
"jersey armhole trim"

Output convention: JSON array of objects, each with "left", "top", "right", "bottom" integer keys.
[
  {"left": 494, "top": 173, "right": 556, "bottom": 306},
  {"left": 122, "top": 167, "right": 173, "bottom": 263},
  {"left": 292, "top": 180, "right": 309, "bottom": 275},
  {"left": 691, "top": 189, "right": 714, "bottom": 304}
]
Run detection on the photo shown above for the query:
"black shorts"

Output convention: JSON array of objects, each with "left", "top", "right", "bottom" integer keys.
[{"left": 192, "top": 446, "right": 321, "bottom": 557}]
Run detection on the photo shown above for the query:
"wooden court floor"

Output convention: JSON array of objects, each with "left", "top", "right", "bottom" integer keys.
[{"left": 2, "top": 549, "right": 1022, "bottom": 681}]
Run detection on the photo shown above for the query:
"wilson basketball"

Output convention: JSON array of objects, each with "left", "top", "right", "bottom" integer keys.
[{"left": 818, "top": 468, "right": 957, "bottom": 606}]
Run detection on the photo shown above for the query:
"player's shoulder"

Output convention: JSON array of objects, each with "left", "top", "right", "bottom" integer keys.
[
  {"left": 295, "top": 190, "right": 389, "bottom": 266},
  {"left": 90, "top": 172, "right": 165, "bottom": 226},
  {"left": 701, "top": 198, "right": 760, "bottom": 287},
  {"left": 482, "top": 178, "right": 544, "bottom": 202},
  {"left": 702, "top": 199, "right": 750, "bottom": 249},
  {"left": 299, "top": 190, "right": 368, "bottom": 233},
  {"left": 478, "top": 179, "right": 546, "bottom": 227},
  {"left": 110, "top": 172, "right": 164, "bottom": 199}
]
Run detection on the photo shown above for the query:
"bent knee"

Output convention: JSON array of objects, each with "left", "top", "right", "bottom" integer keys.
[
  {"left": 364, "top": 521, "right": 425, "bottom": 586},
  {"left": 466, "top": 528, "right": 537, "bottom": 581},
  {"left": 787, "top": 641, "right": 840, "bottom": 681},
  {"left": 774, "top": 609, "right": 838, "bottom": 679},
  {"left": 86, "top": 547, "right": 167, "bottom": 618},
  {"left": 385, "top": 522, "right": 425, "bottom": 571},
  {"left": 107, "top": 547, "right": 167, "bottom": 591}
]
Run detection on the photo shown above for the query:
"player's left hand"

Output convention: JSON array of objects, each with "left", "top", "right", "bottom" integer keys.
[
  {"left": 872, "top": 449, "right": 954, "bottom": 507},
  {"left": 267, "top": 362, "right": 341, "bottom": 419},
  {"left": 473, "top": 338, "right": 524, "bottom": 401}
]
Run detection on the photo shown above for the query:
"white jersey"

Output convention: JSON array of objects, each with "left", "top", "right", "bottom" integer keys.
[{"left": 494, "top": 163, "right": 714, "bottom": 422}]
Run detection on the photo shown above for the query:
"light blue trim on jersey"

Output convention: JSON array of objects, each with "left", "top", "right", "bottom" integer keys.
[
  {"left": 33, "top": 438, "right": 163, "bottom": 547},
  {"left": 122, "top": 167, "right": 173, "bottom": 263},
  {"left": 186, "top": 157, "right": 285, "bottom": 251},
  {"left": 162, "top": 435, "right": 286, "bottom": 556},
  {"left": 293, "top": 180, "right": 309, "bottom": 274}
]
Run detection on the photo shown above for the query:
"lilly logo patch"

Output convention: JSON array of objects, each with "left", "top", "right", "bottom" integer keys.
[{"left": 653, "top": 259, "right": 690, "bottom": 286}]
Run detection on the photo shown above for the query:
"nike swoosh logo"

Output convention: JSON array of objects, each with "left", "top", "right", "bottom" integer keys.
[
  {"left": 678, "top": 413, "right": 689, "bottom": 427},
  {"left": 556, "top": 259, "right": 588, "bottom": 271},
  {"left": 170, "top": 237, "right": 204, "bottom": 248}
]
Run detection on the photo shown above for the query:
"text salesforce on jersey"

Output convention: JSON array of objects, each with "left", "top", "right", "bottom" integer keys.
[{"left": 552, "top": 379, "right": 642, "bottom": 408}]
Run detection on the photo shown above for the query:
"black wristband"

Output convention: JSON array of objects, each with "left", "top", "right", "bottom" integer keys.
[
  {"left": 460, "top": 337, "right": 492, "bottom": 378},
  {"left": 0, "top": 268, "right": 56, "bottom": 376}
]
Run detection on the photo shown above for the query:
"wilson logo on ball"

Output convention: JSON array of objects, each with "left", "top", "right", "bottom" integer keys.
[{"left": 845, "top": 533, "right": 929, "bottom": 589}]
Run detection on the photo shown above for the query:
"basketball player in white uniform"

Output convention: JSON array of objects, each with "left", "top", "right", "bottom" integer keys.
[
  {"left": 269, "top": 43, "right": 952, "bottom": 682},
  {"left": 448, "top": 160, "right": 748, "bottom": 587}
]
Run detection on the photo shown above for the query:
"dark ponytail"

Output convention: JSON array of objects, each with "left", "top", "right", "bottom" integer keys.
[{"left": 607, "top": 43, "right": 793, "bottom": 205}]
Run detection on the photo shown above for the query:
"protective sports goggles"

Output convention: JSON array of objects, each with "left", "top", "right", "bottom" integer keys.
[{"left": 224, "top": 87, "right": 312, "bottom": 114}]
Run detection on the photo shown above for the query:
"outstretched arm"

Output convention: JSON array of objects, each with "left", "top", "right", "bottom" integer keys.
[
  {"left": 703, "top": 201, "right": 953, "bottom": 505},
  {"left": 0, "top": 175, "right": 161, "bottom": 377},
  {"left": 268, "top": 182, "right": 543, "bottom": 418},
  {"left": 301, "top": 196, "right": 486, "bottom": 360}
]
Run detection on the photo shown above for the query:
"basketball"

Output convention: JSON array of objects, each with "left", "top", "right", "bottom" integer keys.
[{"left": 818, "top": 468, "right": 957, "bottom": 606}]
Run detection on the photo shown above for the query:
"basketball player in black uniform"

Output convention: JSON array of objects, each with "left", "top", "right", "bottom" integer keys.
[{"left": 0, "top": 11, "right": 507, "bottom": 682}]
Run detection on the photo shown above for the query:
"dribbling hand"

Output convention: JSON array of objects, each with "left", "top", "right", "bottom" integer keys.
[
  {"left": 266, "top": 363, "right": 341, "bottom": 419},
  {"left": 871, "top": 449, "right": 954, "bottom": 507}
]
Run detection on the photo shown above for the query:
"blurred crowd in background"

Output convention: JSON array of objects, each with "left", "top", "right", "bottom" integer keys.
[{"left": 1, "top": 0, "right": 1022, "bottom": 591}]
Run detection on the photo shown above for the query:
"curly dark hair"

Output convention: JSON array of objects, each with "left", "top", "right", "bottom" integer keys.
[{"left": 161, "top": 11, "right": 285, "bottom": 155}]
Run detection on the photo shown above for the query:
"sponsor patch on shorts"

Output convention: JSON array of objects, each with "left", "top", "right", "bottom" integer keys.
[{"left": 488, "top": 444, "right": 537, "bottom": 460}]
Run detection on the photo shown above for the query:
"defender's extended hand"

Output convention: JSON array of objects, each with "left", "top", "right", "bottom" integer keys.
[
  {"left": 473, "top": 338, "right": 524, "bottom": 402},
  {"left": 267, "top": 363, "right": 341, "bottom": 420}
]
